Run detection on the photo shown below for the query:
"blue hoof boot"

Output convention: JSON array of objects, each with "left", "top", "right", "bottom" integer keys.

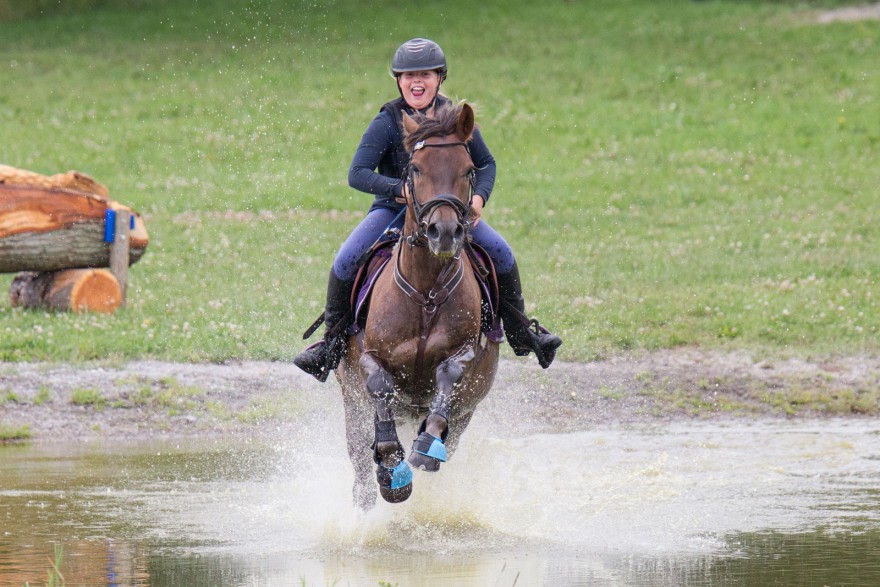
[
  {"left": 377, "top": 461, "right": 413, "bottom": 503},
  {"left": 408, "top": 432, "right": 447, "bottom": 472}
]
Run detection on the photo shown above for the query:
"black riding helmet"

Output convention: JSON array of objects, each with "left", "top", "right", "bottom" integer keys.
[{"left": 390, "top": 38, "right": 447, "bottom": 82}]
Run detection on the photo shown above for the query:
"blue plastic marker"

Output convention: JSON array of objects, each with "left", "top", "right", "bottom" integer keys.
[{"left": 103, "top": 210, "right": 136, "bottom": 242}]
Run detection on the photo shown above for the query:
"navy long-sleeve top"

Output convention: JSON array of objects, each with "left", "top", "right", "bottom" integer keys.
[{"left": 347, "top": 95, "right": 496, "bottom": 212}]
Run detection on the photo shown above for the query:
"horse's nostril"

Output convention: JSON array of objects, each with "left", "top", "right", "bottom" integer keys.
[
  {"left": 427, "top": 224, "right": 440, "bottom": 240},
  {"left": 454, "top": 226, "right": 464, "bottom": 241}
]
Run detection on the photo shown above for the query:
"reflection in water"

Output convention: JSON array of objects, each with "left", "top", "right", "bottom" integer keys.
[
  {"left": 1, "top": 418, "right": 879, "bottom": 586},
  {"left": 0, "top": 540, "right": 151, "bottom": 587},
  {"left": 708, "top": 528, "right": 880, "bottom": 586}
]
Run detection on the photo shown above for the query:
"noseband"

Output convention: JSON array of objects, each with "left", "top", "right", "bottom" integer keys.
[{"left": 404, "top": 140, "right": 476, "bottom": 247}]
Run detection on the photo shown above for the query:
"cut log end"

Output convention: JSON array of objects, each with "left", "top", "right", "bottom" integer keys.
[
  {"left": 69, "top": 269, "right": 122, "bottom": 313},
  {"left": 10, "top": 269, "right": 122, "bottom": 314}
]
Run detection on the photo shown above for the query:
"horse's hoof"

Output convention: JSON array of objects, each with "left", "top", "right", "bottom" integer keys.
[
  {"left": 376, "top": 461, "right": 413, "bottom": 503},
  {"left": 408, "top": 432, "right": 447, "bottom": 472},
  {"left": 379, "top": 482, "right": 413, "bottom": 503},
  {"left": 407, "top": 451, "right": 441, "bottom": 472}
]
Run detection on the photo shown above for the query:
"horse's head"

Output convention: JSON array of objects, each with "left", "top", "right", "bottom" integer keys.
[{"left": 402, "top": 102, "right": 476, "bottom": 259}]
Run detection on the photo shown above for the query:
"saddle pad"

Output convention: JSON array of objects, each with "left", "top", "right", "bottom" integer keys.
[
  {"left": 350, "top": 240, "right": 503, "bottom": 343},
  {"left": 351, "top": 241, "right": 395, "bottom": 331},
  {"left": 465, "top": 243, "right": 504, "bottom": 343}
]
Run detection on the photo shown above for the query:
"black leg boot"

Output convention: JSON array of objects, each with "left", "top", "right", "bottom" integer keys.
[
  {"left": 497, "top": 262, "right": 563, "bottom": 369},
  {"left": 293, "top": 270, "right": 354, "bottom": 382}
]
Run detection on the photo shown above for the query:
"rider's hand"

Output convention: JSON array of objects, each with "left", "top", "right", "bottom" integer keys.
[
  {"left": 470, "top": 194, "right": 485, "bottom": 227},
  {"left": 395, "top": 182, "right": 409, "bottom": 204}
]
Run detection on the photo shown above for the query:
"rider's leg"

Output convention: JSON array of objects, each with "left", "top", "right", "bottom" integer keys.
[
  {"left": 293, "top": 269, "right": 354, "bottom": 382},
  {"left": 470, "top": 221, "right": 562, "bottom": 369},
  {"left": 496, "top": 261, "right": 562, "bottom": 368},
  {"left": 293, "top": 207, "right": 402, "bottom": 381}
]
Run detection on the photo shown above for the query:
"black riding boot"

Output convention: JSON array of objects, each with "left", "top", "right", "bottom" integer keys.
[
  {"left": 293, "top": 270, "right": 354, "bottom": 382},
  {"left": 497, "top": 262, "right": 563, "bottom": 369}
]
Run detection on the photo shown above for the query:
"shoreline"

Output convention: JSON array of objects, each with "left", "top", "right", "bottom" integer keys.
[{"left": 2, "top": 350, "right": 879, "bottom": 443}]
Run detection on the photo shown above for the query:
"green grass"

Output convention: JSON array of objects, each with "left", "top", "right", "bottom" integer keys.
[
  {"left": 0, "top": 0, "right": 877, "bottom": 363},
  {"left": 23, "top": 544, "right": 65, "bottom": 587},
  {"left": 0, "top": 423, "right": 31, "bottom": 442},
  {"left": 70, "top": 388, "right": 105, "bottom": 408},
  {"left": 34, "top": 384, "right": 52, "bottom": 405}
]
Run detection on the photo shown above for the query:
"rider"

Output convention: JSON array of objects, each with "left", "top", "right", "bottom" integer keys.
[{"left": 294, "top": 38, "right": 562, "bottom": 382}]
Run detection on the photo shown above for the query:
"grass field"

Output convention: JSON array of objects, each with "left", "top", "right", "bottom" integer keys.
[{"left": 0, "top": 0, "right": 877, "bottom": 363}]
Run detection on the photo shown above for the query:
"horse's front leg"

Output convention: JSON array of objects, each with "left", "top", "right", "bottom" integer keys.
[
  {"left": 360, "top": 352, "right": 413, "bottom": 503},
  {"left": 408, "top": 346, "right": 475, "bottom": 472}
]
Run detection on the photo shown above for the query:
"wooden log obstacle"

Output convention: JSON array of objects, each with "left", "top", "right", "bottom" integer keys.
[
  {"left": 0, "top": 165, "right": 149, "bottom": 313},
  {"left": 10, "top": 269, "right": 122, "bottom": 314}
]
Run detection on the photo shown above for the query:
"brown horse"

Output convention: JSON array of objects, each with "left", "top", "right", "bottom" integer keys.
[{"left": 336, "top": 102, "right": 500, "bottom": 510}]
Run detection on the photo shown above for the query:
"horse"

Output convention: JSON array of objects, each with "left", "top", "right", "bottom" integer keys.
[{"left": 335, "top": 102, "right": 500, "bottom": 510}]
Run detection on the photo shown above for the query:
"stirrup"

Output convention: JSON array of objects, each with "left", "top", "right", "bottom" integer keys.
[
  {"left": 293, "top": 340, "right": 332, "bottom": 382},
  {"left": 507, "top": 319, "right": 562, "bottom": 369},
  {"left": 293, "top": 335, "right": 347, "bottom": 382},
  {"left": 530, "top": 320, "right": 562, "bottom": 369}
]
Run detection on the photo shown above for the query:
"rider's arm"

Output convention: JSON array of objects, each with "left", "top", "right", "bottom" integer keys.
[
  {"left": 348, "top": 112, "right": 404, "bottom": 199},
  {"left": 468, "top": 127, "right": 496, "bottom": 205}
]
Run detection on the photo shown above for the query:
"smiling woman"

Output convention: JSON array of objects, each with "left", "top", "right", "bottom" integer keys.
[
  {"left": 397, "top": 70, "right": 441, "bottom": 110},
  {"left": 293, "top": 37, "right": 562, "bottom": 382}
]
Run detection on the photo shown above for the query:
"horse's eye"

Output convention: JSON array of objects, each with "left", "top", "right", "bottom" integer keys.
[{"left": 411, "top": 166, "right": 421, "bottom": 176}]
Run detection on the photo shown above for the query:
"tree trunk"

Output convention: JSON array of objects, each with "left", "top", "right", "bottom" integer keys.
[
  {"left": 0, "top": 184, "right": 148, "bottom": 273},
  {"left": 10, "top": 269, "right": 122, "bottom": 313},
  {"left": 0, "top": 164, "right": 110, "bottom": 197}
]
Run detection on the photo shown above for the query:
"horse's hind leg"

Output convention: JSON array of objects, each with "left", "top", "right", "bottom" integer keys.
[
  {"left": 339, "top": 358, "right": 378, "bottom": 510},
  {"left": 342, "top": 390, "right": 377, "bottom": 511},
  {"left": 408, "top": 346, "right": 475, "bottom": 472},
  {"left": 360, "top": 352, "right": 413, "bottom": 503}
]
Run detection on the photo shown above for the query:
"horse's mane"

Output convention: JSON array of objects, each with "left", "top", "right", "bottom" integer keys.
[{"left": 403, "top": 103, "right": 468, "bottom": 152}]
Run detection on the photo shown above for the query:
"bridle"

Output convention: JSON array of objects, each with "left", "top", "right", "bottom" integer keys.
[
  {"left": 393, "top": 137, "right": 477, "bottom": 365},
  {"left": 403, "top": 139, "right": 476, "bottom": 248}
]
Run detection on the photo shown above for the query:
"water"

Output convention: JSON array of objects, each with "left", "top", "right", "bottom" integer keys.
[{"left": 2, "top": 417, "right": 879, "bottom": 586}]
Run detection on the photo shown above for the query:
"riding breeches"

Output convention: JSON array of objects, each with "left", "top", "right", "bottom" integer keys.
[{"left": 332, "top": 207, "right": 516, "bottom": 281}]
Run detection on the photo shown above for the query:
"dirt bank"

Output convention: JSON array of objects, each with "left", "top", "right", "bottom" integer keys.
[
  {"left": 2, "top": 350, "right": 878, "bottom": 443},
  {"left": 817, "top": 2, "right": 880, "bottom": 23}
]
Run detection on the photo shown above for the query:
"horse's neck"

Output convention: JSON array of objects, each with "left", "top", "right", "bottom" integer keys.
[{"left": 396, "top": 243, "right": 458, "bottom": 292}]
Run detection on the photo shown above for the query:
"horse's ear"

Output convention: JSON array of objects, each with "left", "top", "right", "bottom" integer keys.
[
  {"left": 456, "top": 103, "right": 475, "bottom": 142},
  {"left": 402, "top": 112, "right": 419, "bottom": 136}
]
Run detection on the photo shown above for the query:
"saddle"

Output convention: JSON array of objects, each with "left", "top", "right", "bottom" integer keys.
[{"left": 349, "top": 238, "right": 504, "bottom": 342}]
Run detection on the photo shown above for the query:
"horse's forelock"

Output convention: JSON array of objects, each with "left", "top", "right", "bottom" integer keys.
[{"left": 403, "top": 104, "right": 466, "bottom": 152}]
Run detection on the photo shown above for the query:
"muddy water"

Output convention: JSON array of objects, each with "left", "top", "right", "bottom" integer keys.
[{"left": 2, "top": 417, "right": 879, "bottom": 586}]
